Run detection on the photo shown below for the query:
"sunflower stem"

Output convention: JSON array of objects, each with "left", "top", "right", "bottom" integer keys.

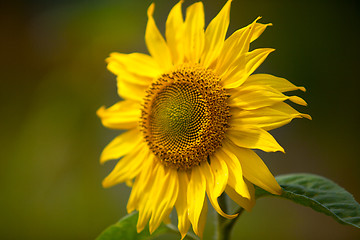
[{"left": 216, "top": 194, "right": 244, "bottom": 240}]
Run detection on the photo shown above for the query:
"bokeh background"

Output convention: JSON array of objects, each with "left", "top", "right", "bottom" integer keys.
[{"left": 1, "top": 0, "right": 359, "bottom": 239}]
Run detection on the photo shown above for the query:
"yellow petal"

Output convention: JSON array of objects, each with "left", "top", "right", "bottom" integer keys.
[
  {"left": 136, "top": 161, "right": 161, "bottom": 233},
  {"left": 107, "top": 58, "right": 150, "bottom": 101},
  {"left": 176, "top": 171, "right": 191, "bottom": 240},
  {"left": 102, "top": 142, "right": 149, "bottom": 188},
  {"left": 229, "top": 84, "right": 307, "bottom": 110},
  {"left": 228, "top": 85, "right": 285, "bottom": 110},
  {"left": 215, "top": 17, "right": 260, "bottom": 75},
  {"left": 137, "top": 207, "right": 152, "bottom": 233},
  {"left": 222, "top": 48, "right": 275, "bottom": 89},
  {"left": 244, "top": 48, "right": 275, "bottom": 76},
  {"left": 200, "top": 161, "right": 238, "bottom": 219},
  {"left": 100, "top": 128, "right": 142, "bottom": 164},
  {"left": 251, "top": 22, "right": 272, "bottom": 42},
  {"left": 116, "top": 75, "right": 148, "bottom": 102},
  {"left": 127, "top": 154, "right": 156, "bottom": 213},
  {"left": 230, "top": 102, "right": 311, "bottom": 131},
  {"left": 96, "top": 101, "right": 140, "bottom": 130},
  {"left": 166, "top": 0, "right": 185, "bottom": 65},
  {"left": 289, "top": 96, "right": 308, "bottom": 106},
  {"left": 183, "top": 2, "right": 205, "bottom": 63},
  {"left": 244, "top": 73, "right": 306, "bottom": 92},
  {"left": 125, "top": 179, "right": 133, "bottom": 187},
  {"left": 209, "top": 154, "right": 229, "bottom": 197},
  {"left": 215, "top": 146, "right": 250, "bottom": 199},
  {"left": 270, "top": 102, "right": 311, "bottom": 120},
  {"left": 146, "top": 3, "right": 172, "bottom": 71},
  {"left": 106, "top": 52, "right": 161, "bottom": 80},
  {"left": 225, "top": 141, "right": 282, "bottom": 195},
  {"left": 225, "top": 180, "right": 255, "bottom": 212},
  {"left": 149, "top": 167, "right": 179, "bottom": 234},
  {"left": 187, "top": 165, "right": 206, "bottom": 236},
  {"left": 197, "top": 197, "right": 208, "bottom": 239},
  {"left": 226, "top": 126, "right": 285, "bottom": 153},
  {"left": 201, "top": 0, "right": 232, "bottom": 68}
]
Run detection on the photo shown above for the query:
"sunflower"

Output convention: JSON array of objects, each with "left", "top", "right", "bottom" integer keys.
[{"left": 97, "top": 0, "right": 310, "bottom": 239}]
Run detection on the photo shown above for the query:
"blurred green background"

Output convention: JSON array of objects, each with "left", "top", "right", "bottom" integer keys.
[{"left": 1, "top": 0, "right": 359, "bottom": 239}]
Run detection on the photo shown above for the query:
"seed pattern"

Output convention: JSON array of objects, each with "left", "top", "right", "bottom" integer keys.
[{"left": 141, "top": 65, "right": 230, "bottom": 170}]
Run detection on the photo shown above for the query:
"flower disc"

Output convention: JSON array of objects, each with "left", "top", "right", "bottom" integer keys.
[{"left": 141, "top": 65, "right": 230, "bottom": 170}]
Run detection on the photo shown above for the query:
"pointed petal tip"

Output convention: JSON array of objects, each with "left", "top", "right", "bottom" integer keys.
[
  {"left": 278, "top": 145, "right": 285, "bottom": 153},
  {"left": 105, "top": 56, "right": 111, "bottom": 63},
  {"left": 107, "top": 52, "right": 120, "bottom": 59},
  {"left": 126, "top": 206, "right": 134, "bottom": 214},
  {"left": 274, "top": 186, "right": 283, "bottom": 195},
  {"left": 125, "top": 179, "right": 133, "bottom": 187},
  {"left": 242, "top": 190, "right": 251, "bottom": 200},
  {"left": 136, "top": 225, "right": 144, "bottom": 234},
  {"left": 267, "top": 183, "right": 283, "bottom": 195},
  {"left": 273, "top": 148, "right": 285, "bottom": 154},
  {"left": 221, "top": 0, "right": 233, "bottom": 15},
  {"left": 180, "top": 233, "right": 187, "bottom": 240},
  {"left": 102, "top": 178, "right": 113, "bottom": 188},
  {"left": 289, "top": 96, "right": 308, "bottom": 106},
  {"left": 224, "top": 0, "right": 233, "bottom": 15},
  {"left": 136, "top": 218, "right": 147, "bottom": 234},
  {"left": 147, "top": 3, "right": 155, "bottom": 17},
  {"left": 216, "top": 208, "right": 239, "bottom": 219},
  {"left": 99, "top": 156, "right": 106, "bottom": 165},
  {"left": 225, "top": 0, "right": 233, "bottom": 7},
  {"left": 96, "top": 106, "right": 105, "bottom": 117},
  {"left": 149, "top": 224, "right": 156, "bottom": 235},
  {"left": 302, "top": 114, "right": 312, "bottom": 120},
  {"left": 299, "top": 86, "right": 306, "bottom": 92}
]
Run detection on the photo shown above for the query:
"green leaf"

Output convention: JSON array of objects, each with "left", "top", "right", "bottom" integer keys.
[
  {"left": 255, "top": 173, "right": 360, "bottom": 229},
  {"left": 97, "top": 212, "right": 199, "bottom": 240},
  {"left": 96, "top": 212, "right": 173, "bottom": 240}
]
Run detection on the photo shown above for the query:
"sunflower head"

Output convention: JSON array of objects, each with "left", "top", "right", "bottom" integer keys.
[
  {"left": 141, "top": 65, "right": 230, "bottom": 170},
  {"left": 97, "top": 1, "right": 311, "bottom": 239}
]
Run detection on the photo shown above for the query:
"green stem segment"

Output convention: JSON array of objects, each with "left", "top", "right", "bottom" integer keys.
[{"left": 216, "top": 193, "right": 244, "bottom": 240}]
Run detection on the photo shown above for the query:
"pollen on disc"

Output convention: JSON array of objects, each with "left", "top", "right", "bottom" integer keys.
[{"left": 141, "top": 65, "right": 230, "bottom": 170}]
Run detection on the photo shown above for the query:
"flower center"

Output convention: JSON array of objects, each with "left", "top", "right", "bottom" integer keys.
[{"left": 141, "top": 65, "right": 230, "bottom": 170}]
